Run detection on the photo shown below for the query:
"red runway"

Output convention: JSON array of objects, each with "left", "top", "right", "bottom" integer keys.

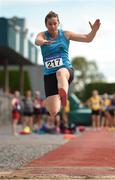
[{"left": 12, "top": 128, "right": 115, "bottom": 178}]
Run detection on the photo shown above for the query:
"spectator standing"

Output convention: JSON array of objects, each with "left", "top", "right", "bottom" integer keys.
[
  {"left": 101, "top": 93, "right": 111, "bottom": 127},
  {"left": 109, "top": 93, "right": 115, "bottom": 127},
  {"left": 22, "top": 90, "right": 34, "bottom": 131},
  {"left": 87, "top": 90, "right": 101, "bottom": 131},
  {"left": 11, "top": 91, "right": 21, "bottom": 135},
  {"left": 33, "top": 91, "right": 43, "bottom": 128}
]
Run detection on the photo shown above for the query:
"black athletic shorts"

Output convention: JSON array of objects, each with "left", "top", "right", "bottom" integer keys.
[
  {"left": 92, "top": 110, "right": 100, "bottom": 115},
  {"left": 44, "top": 68, "right": 74, "bottom": 97}
]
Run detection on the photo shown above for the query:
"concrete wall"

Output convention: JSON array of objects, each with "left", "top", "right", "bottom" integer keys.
[
  {"left": 26, "top": 65, "right": 45, "bottom": 98},
  {"left": 0, "top": 94, "right": 12, "bottom": 126}
]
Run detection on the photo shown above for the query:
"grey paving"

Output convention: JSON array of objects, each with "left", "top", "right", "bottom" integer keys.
[{"left": 0, "top": 125, "right": 68, "bottom": 171}]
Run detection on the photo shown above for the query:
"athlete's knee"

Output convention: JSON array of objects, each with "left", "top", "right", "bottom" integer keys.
[
  {"left": 56, "top": 69, "right": 63, "bottom": 78},
  {"left": 49, "top": 109, "right": 60, "bottom": 118},
  {"left": 56, "top": 68, "right": 69, "bottom": 80}
]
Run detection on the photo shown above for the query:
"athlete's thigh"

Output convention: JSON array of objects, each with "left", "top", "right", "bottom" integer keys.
[{"left": 56, "top": 68, "right": 70, "bottom": 80}]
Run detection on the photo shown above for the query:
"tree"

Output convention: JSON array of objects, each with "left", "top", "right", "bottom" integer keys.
[{"left": 71, "top": 56, "right": 106, "bottom": 93}]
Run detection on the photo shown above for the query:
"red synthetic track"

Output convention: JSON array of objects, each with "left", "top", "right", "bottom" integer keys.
[{"left": 14, "top": 128, "right": 115, "bottom": 176}]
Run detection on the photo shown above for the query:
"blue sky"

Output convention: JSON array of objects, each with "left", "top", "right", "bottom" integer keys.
[{"left": 0, "top": 0, "right": 115, "bottom": 82}]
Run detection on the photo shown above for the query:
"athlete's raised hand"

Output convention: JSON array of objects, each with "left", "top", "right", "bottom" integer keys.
[{"left": 89, "top": 19, "right": 101, "bottom": 32}]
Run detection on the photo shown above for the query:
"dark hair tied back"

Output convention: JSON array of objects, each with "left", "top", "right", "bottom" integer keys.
[{"left": 45, "top": 11, "right": 59, "bottom": 24}]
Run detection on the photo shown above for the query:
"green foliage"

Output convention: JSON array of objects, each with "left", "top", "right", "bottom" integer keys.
[
  {"left": 80, "top": 83, "right": 115, "bottom": 101},
  {"left": 72, "top": 56, "right": 88, "bottom": 73},
  {"left": 71, "top": 56, "right": 106, "bottom": 84},
  {"left": 0, "top": 70, "right": 31, "bottom": 93}
]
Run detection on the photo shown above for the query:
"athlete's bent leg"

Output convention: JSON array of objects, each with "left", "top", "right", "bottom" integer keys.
[
  {"left": 56, "top": 68, "right": 70, "bottom": 106},
  {"left": 44, "top": 95, "right": 61, "bottom": 117},
  {"left": 56, "top": 68, "right": 70, "bottom": 93}
]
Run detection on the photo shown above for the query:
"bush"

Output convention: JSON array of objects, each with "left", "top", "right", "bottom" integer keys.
[
  {"left": 77, "top": 83, "right": 115, "bottom": 101},
  {"left": 0, "top": 69, "right": 31, "bottom": 93}
]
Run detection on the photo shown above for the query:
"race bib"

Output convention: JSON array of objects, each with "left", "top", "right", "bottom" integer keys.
[{"left": 45, "top": 57, "right": 63, "bottom": 69}]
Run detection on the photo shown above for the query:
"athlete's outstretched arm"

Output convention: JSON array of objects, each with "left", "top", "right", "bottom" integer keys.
[
  {"left": 35, "top": 32, "right": 55, "bottom": 46},
  {"left": 65, "top": 19, "right": 101, "bottom": 43}
]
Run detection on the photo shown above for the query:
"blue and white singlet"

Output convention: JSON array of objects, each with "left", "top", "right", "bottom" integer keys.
[{"left": 40, "top": 29, "right": 72, "bottom": 75}]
